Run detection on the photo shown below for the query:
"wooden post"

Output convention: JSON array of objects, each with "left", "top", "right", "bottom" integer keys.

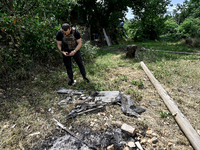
[
  {"left": 103, "top": 28, "right": 111, "bottom": 46},
  {"left": 140, "top": 61, "right": 200, "bottom": 150}
]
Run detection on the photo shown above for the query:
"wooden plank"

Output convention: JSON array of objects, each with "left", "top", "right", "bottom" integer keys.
[
  {"left": 103, "top": 28, "right": 111, "bottom": 46},
  {"left": 140, "top": 61, "right": 200, "bottom": 150}
]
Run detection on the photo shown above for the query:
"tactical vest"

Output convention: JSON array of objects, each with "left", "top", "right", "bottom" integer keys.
[{"left": 61, "top": 28, "right": 77, "bottom": 51}]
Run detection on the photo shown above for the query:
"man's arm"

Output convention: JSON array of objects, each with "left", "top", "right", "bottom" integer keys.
[
  {"left": 74, "top": 38, "right": 82, "bottom": 52},
  {"left": 56, "top": 40, "right": 68, "bottom": 56}
]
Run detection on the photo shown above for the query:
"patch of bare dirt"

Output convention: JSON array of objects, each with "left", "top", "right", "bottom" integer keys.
[{"left": 102, "top": 67, "right": 195, "bottom": 149}]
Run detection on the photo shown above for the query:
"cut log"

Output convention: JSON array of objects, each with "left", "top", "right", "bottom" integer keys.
[
  {"left": 140, "top": 61, "right": 200, "bottom": 150},
  {"left": 126, "top": 45, "right": 137, "bottom": 58}
]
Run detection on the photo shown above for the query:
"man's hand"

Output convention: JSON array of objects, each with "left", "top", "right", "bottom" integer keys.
[
  {"left": 62, "top": 51, "right": 70, "bottom": 56},
  {"left": 67, "top": 50, "right": 76, "bottom": 56}
]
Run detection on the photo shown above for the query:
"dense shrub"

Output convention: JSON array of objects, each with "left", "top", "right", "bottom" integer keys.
[
  {"left": 124, "top": 20, "right": 144, "bottom": 41},
  {"left": 0, "top": 14, "right": 61, "bottom": 78},
  {"left": 160, "top": 17, "right": 200, "bottom": 41},
  {"left": 179, "top": 17, "right": 200, "bottom": 38},
  {"left": 81, "top": 41, "right": 99, "bottom": 63}
]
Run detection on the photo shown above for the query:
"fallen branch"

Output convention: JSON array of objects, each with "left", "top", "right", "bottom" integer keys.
[
  {"left": 141, "top": 48, "right": 200, "bottom": 55},
  {"left": 53, "top": 118, "right": 97, "bottom": 150},
  {"left": 141, "top": 61, "right": 200, "bottom": 150}
]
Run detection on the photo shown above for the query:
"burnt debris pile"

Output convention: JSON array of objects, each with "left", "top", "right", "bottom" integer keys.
[{"left": 34, "top": 88, "right": 147, "bottom": 150}]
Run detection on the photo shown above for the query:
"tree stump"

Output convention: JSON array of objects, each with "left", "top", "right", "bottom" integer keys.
[{"left": 126, "top": 45, "right": 137, "bottom": 58}]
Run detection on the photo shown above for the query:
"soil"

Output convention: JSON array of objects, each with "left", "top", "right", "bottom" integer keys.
[
  {"left": 33, "top": 66, "right": 198, "bottom": 150},
  {"left": 1, "top": 47, "right": 199, "bottom": 150}
]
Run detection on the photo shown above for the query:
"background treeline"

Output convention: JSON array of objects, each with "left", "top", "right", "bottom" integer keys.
[
  {"left": 0, "top": 0, "right": 199, "bottom": 83},
  {"left": 124, "top": 0, "right": 200, "bottom": 44}
]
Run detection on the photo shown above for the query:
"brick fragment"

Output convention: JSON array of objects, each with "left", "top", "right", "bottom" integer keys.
[{"left": 121, "top": 123, "right": 136, "bottom": 135}]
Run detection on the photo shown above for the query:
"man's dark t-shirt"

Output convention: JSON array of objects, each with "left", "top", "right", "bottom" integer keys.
[{"left": 56, "top": 29, "right": 81, "bottom": 52}]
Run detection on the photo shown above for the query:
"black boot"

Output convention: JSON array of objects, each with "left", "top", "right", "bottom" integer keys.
[
  {"left": 83, "top": 77, "right": 90, "bottom": 83},
  {"left": 68, "top": 79, "right": 74, "bottom": 86}
]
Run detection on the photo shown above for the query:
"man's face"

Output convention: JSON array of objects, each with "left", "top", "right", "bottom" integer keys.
[{"left": 63, "top": 28, "right": 71, "bottom": 35}]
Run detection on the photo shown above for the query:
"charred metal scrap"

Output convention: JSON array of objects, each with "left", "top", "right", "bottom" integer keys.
[{"left": 57, "top": 88, "right": 146, "bottom": 118}]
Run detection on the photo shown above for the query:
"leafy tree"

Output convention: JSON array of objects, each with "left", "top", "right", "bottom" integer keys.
[
  {"left": 130, "top": 0, "right": 171, "bottom": 40},
  {"left": 76, "top": 0, "right": 131, "bottom": 29},
  {"left": 175, "top": 0, "right": 200, "bottom": 24},
  {"left": 0, "top": 0, "right": 77, "bottom": 78}
]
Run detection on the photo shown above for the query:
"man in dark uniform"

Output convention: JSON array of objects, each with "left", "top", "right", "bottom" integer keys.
[{"left": 56, "top": 23, "right": 89, "bottom": 86}]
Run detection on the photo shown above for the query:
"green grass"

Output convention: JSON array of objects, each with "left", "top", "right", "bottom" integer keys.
[{"left": 0, "top": 40, "right": 200, "bottom": 149}]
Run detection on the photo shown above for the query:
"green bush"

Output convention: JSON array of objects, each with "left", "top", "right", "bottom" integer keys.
[
  {"left": 163, "top": 18, "right": 179, "bottom": 34},
  {"left": 0, "top": 14, "right": 61, "bottom": 78},
  {"left": 81, "top": 41, "right": 99, "bottom": 63},
  {"left": 124, "top": 20, "right": 144, "bottom": 41},
  {"left": 179, "top": 17, "right": 200, "bottom": 38}
]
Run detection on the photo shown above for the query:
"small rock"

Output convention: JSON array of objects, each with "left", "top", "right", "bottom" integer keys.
[
  {"left": 128, "top": 141, "right": 136, "bottom": 148},
  {"left": 140, "top": 139, "right": 147, "bottom": 144},
  {"left": 98, "top": 112, "right": 105, "bottom": 116},
  {"left": 40, "top": 108, "right": 45, "bottom": 113},
  {"left": 152, "top": 133, "right": 159, "bottom": 137},
  {"left": 152, "top": 144, "right": 157, "bottom": 147},
  {"left": 123, "top": 147, "right": 130, "bottom": 150},
  {"left": 0, "top": 89, "right": 3, "bottom": 92},
  {"left": 107, "top": 144, "right": 114, "bottom": 150},
  {"left": 168, "top": 142, "right": 173, "bottom": 147},
  {"left": 136, "top": 133, "right": 143, "bottom": 138},
  {"left": 90, "top": 122, "right": 95, "bottom": 127},
  {"left": 151, "top": 137, "right": 158, "bottom": 144},
  {"left": 148, "top": 139, "right": 152, "bottom": 144},
  {"left": 146, "top": 129, "right": 152, "bottom": 135},
  {"left": 121, "top": 123, "right": 136, "bottom": 135}
]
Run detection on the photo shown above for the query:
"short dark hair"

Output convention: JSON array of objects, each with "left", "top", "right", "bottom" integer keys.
[{"left": 62, "top": 23, "right": 71, "bottom": 31}]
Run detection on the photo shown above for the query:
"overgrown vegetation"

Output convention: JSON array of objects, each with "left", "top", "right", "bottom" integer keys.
[
  {"left": 0, "top": 41, "right": 199, "bottom": 149},
  {"left": 0, "top": 0, "right": 200, "bottom": 149}
]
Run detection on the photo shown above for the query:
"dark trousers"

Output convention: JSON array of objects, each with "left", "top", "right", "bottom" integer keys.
[{"left": 63, "top": 51, "right": 86, "bottom": 80}]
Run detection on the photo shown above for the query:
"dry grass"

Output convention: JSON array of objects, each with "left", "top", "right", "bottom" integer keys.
[{"left": 0, "top": 41, "right": 200, "bottom": 149}]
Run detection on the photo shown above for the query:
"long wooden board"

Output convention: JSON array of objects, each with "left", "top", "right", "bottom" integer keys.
[{"left": 141, "top": 61, "right": 200, "bottom": 150}]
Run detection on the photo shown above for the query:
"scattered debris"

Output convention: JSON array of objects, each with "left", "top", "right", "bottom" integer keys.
[
  {"left": 11, "top": 124, "right": 16, "bottom": 128},
  {"left": 149, "top": 101, "right": 157, "bottom": 106},
  {"left": 57, "top": 89, "right": 146, "bottom": 119},
  {"left": 53, "top": 119, "right": 97, "bottom": 149},
  {"left": 27, "top": 132, "right": 40, "bottom": 137},
  {"left": 43, "top": 88, "right": 148, "bottom": 149},
  {"left": 135, "top": 141, "right": 143, "bottom": 150}
]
